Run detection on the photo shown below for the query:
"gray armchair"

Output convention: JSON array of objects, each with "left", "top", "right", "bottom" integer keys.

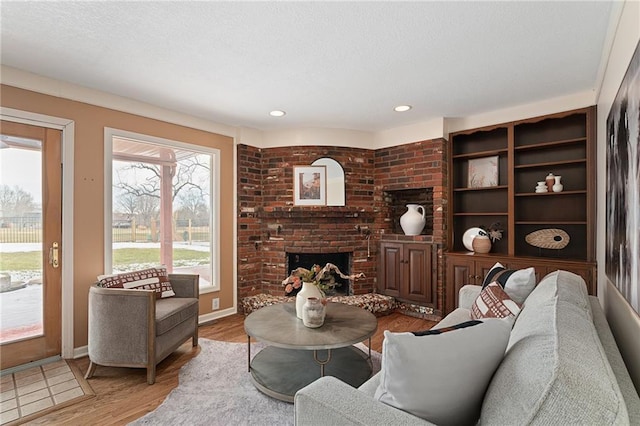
[{"left": 85, "top": 274, "right": 199, "bottom": 384}]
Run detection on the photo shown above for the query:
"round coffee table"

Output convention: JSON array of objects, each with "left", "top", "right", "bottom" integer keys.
[{"left": 244, "top": 302, "right": 377, "bottom": 402}]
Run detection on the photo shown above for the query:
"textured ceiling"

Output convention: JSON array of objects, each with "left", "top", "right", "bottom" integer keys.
[{"left": 0, "top": 1, "right": 614, "bottom": 132}]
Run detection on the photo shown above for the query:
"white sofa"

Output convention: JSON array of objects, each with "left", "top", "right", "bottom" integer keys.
[{"left": 294, "top": 270, "right": 640, "bottom": 425}]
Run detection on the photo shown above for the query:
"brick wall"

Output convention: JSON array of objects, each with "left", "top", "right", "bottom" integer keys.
[
  {"left": 373, "top": 138, "right": 448, "bottom": 311},
  {"left": 237, "top": 139, "right": 448, "bottom": 312}
]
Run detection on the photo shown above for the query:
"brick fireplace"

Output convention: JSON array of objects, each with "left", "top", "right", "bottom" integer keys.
[
  {"left": 287, "top": 252, "right": 352, "bottom": 295},
  {"left": 237, "top": 139, "right": 447, "bottom": 314}
]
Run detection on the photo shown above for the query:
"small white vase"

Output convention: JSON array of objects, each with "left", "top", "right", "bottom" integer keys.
[
  {"left": 552, "top": 175, "right": 563, "bottom": 192},
  {"left": 296, "top": 282, "right": 323, "bottom": 319},
  {"left": 400, "top": 204, "right": 426, "bottom": 236},
  {"left": 302, "top": 297, "right": 326, "bottom": 328}
]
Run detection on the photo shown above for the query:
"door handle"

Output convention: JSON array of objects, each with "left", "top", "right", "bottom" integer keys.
[{"left": 49, "top": 242, "right": 59, "bottom": 268}]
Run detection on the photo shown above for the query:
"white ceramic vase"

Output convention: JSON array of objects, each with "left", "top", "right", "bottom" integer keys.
[
  {"left": 400, "top": 204, "right": 426, "bottom": 236},
  {"left": 296, "top": 282, "right": 324, "bottom": 319},
  {"left": 302, "top": 297, "right": 326, "bottom": 328},
  {"left": 552, "top": 175, "right": 563, "bottom": 192}
]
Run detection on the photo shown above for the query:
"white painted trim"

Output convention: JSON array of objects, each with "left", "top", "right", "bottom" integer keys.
[
  {"left": 232, "top": 134, "right": 238, "bottom": 314},
  {"left": 0, "top": 107, "right": 75, "bottom": 359},
  {"left": 1, "top": 65, "right": 238, "bottom": 138},
  {"left": 103, "top": 130, "right": 113, "bottom": 274},
  {"left": 73, "top": 345, "right": 88, "bottom": 360},
  {"left": 199, "top": 308, "right": 237, "bottom": 324},
  {"left": 103, "top": 127, "right": 221, "bottom": 292}
]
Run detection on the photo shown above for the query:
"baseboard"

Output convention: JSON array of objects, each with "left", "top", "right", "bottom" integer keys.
[
  {"left": 73, "top": 345, "right": 88, "bottom": 359},
  {"left": 198, "top": 307, "right": 237, "bottom": 324}
]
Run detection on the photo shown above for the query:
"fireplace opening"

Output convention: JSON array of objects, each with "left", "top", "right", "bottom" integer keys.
[{"left": 287, "top": 252, "right": 351, "bottom": 295}]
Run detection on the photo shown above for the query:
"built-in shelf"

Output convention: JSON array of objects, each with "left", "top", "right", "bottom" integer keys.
[
  {"left": 515, "top": 221, "right": 587, "bottom": 225},
  {"left": 514, "top": 137, "right": 586, "bottom": 151},
  {"left": 515, "top": 190, "right": 587, "bottom": 197},
  {"left": 453, "top": 212, "right": 508, "bottom": 216},
  {"left": 514, "top": 159, "right": 586, "bottom": 169},
  {"left": 452, "top": 148, "right": 508, "bottom": 160},
  {"left": 453, "top": 185, "right": 508, "bottom": 192},
  {"left": 447, "top": 106, "right": 595, "bottom": 263}
]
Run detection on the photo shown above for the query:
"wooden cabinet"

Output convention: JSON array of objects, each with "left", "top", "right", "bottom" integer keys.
[
  {"left": 379, "top": 241, "right": 436, "bottom": 306},
  {"left": 445, "top": 107, "right": 597, "bottom": 314},
  {"left": 445, "top": 253, "right": 596, "bottom": 314},
  {"left": 445, "top": 254, "right": 498, "bottom": 313}
]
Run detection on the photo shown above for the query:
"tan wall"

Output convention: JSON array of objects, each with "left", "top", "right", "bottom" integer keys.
[{"left": 1, "top": 84, "right": 235, "bottom": 348}]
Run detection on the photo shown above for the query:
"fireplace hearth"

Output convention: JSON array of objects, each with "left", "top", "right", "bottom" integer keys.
[{"left": 287, "top": 252, "right": 352, "bottom": 295}]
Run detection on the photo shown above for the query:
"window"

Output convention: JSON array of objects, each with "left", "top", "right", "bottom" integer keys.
[{"left": 104, "top": 128, "right": 219, "bottom": 292}]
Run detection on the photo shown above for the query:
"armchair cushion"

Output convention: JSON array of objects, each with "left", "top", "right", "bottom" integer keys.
[
  {"left": 97, "top": 266, "right": 175, "bottom": 298},
  {"left": 155, "top": 297, "right": 199, "bottom": 335}
]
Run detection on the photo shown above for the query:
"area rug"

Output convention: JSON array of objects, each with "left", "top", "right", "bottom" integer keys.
[
  {"left": 0, "top": 359, "right": 94, "bottom": 426},
  {"left": 129, "top": 339, "right": 381, "bottom": 426}
]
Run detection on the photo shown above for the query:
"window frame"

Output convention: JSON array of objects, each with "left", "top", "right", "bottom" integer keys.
[{"left": 104, "top": 127, "right": 220, "bottom": 293}]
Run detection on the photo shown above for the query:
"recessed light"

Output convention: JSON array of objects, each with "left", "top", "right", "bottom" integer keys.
[
  {"left": 394, "top": 105, "right": 412, "bottom": 112},
  {"left": 270, "top": 110, "right": 286, "bottom": 117}
]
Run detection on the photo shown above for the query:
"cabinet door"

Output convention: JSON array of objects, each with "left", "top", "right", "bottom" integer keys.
[
  {"left": 542, "top": 264, "right": 594, "bottom": 294},
  {"left": 404, "top": 243, "right": 434, "bottom": 304},
  {"left": 445, "top": 256, "right": 475, "bottom": 314},
  {"left": 379, "top": 243, "right": 402, "bottom": 297},
  {"left": 474, "top": 259, "right": 500, "bottom": 285}
]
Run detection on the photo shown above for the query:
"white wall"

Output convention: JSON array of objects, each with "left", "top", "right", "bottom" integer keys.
[{"left": 596, "top": 0, "right": 640, "bottom": 391}]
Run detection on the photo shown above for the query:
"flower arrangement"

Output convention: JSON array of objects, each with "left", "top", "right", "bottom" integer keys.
[
  {"left": 479, "top": 221, "right": 504, "bottom": 243},
  {"left": 282, "top": 263, "right": 365, "bottom": 296}
]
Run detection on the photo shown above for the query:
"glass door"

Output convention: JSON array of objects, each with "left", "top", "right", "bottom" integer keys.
[{"left": 0, "top": 120, "right": 62, "bottom": 369}]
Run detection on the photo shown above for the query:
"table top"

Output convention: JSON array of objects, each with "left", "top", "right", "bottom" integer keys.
[{"left": 244, "top": 302, "right": 377, "bottom": 350}]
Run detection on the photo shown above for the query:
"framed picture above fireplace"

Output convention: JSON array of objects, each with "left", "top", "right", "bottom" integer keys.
[{"left": 293, "top": 166, "right": 326, "bottom": 206}]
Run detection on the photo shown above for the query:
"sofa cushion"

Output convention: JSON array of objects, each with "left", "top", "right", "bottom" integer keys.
[
  {"left": 374, "top": 318, "right": 511, "bottom": 426},
  {"left": 471, "top": 282, "right": 521, "bottom": 319},
  {"left": 98, "top": 266, "right": 175, "bottom": 299},
  {"left": 155, "top": 297, "right": 199, "bottom": 335},
  {"left": 482, "top": 262, "right": 535, "bottom": 304},
  {"left": 481, "top": 270, "right": 630, "bottom": 424}
]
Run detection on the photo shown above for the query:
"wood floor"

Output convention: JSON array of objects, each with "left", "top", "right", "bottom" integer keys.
[{"left": 30, "top": 312, "right": 436, "bottom": 425}]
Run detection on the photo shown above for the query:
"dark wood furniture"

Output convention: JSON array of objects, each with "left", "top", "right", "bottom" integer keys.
[
  {"left": 445, "top": 107, "right": 596, "bottom": 314},
  {"left": 378, "top": 241, "right": 437, "bottom": 307}
]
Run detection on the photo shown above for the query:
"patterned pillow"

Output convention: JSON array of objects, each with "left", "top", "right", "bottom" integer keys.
[
  {"left": 472, "top": 282, "right": 521, "bottom": 319},
  {"left": 374, "top": 319, "right": 512, "bottom": 425},
  {"left": 482, "top": 262, "right": 536, "bottom": 304},
  {"left": 97, "top": 266, "right": 175, "bottom": 299}
]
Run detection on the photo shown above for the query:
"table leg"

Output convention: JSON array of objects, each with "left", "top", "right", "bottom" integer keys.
[{"left": 313, "top": 349, "right": 333, "bottom": 377}]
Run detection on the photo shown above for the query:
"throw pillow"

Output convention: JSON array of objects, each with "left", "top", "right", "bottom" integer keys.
[
  {"left": 373, "top": 318, "right": 512, "bottom": 426},
  {"left": 482, "top": 262, "right": 536, "bottom": 304},
  {"left": 472, "top": 282, "right": 521, "bottom": 319},
  {"left": 97, "top": 266, "right": 175, "bottom": 298}
]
